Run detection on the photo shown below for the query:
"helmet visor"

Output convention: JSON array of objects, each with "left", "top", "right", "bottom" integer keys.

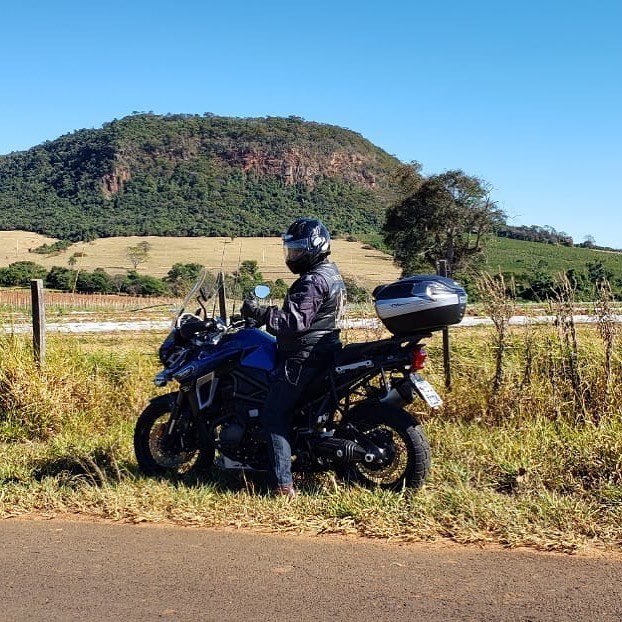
[{"left": 282, "top": 236, "right": 309, "bottom": 264}]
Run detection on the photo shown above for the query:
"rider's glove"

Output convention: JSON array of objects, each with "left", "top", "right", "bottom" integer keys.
[{"left": 241, "top": 298, "right": 269, "bottom": 327}]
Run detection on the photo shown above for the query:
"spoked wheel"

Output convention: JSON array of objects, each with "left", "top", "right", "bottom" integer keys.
[
  {"left": 134, "top": 394, "right": 214, "bottom": 477},
  {"left": 337, "top": 403, "right": 431, "bottom": 491}
]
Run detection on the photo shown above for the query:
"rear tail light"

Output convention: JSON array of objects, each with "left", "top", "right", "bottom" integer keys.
[{"left": 412, "top": 346, "right": 427, "bottom": 371}]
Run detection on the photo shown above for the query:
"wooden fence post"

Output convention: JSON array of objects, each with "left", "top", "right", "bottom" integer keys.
[
  {"left": 436, "top": 261, "right": 452, "bottom": 391},
  {"left": 217, "top": 271, "right": 227, "bottom": 321},
  {"left": 31, "top": 279, "right": 46, "bottom": 367}
]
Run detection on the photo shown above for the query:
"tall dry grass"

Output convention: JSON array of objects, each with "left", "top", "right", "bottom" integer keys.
[
  {"left": 0, "top": 334, "right": 160, "bottom": 440},
  {"left": 433, "top": 274, "right": 622, "bottom": 426}
]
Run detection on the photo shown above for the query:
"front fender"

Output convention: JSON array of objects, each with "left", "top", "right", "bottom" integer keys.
[{"left": 149, "top": 392, "right": 179, "bottom": 408}]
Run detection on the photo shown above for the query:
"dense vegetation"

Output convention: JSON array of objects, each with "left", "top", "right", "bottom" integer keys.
[
  {"left": 480, "top": 237, "right": 622, "bottom": 300},
  {"left": 498, "top": 224, "right": 574, "bottom": 247},
  {"left": 0, "top": 260, "right": 290, "bottom": 299},
  {"left": 0, "top": 114, "right": 402, "bottom": 241}
]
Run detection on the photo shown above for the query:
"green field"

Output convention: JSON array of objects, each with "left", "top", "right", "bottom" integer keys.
[{"left": 483, "top": 236, "right": 622, "bottom": 279}]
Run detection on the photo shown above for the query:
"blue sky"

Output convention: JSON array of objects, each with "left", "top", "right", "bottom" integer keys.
[{"left": 1, "top": 0, "right": 620, "bottom": 247}]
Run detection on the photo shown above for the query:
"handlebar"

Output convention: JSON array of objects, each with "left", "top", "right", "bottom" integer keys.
[{"left": 178, "top": 313, "right": 257, "bottom": 346}]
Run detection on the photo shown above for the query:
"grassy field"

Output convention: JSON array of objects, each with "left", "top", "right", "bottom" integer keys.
[
  {"left": 1, "top": 306, "right": 620, "bottom": 552},
  {"left": 5, "top": 230, "right": 622, "bottom": 291},
  {"left": 0, "top": 231, "right": 400, "bottom": 288},
  {"left": 483, "top": 236, "right": 622, "bottom": 278}
]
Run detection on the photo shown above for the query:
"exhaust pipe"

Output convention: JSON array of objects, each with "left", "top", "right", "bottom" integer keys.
[{"left": 314, "top": 438, "right": 369, "bottom": 463}]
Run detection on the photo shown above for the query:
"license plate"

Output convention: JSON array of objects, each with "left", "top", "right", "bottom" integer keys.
[{"left": 410, "top": 373, "right": 443, "bottom": 408}]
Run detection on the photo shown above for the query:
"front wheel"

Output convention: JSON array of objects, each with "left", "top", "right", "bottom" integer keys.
[
  {"left": 134, "top": 393, "right": 214, "bottom": 476},
  {"left": 336, "top": 403, "right": 431, "bottom": 491}
]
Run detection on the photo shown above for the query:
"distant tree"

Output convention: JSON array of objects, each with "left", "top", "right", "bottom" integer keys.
[
  {"left": 126, "top": 241, "right": 151, "bottom": 270},
  {"left": 165, "top": 263, "right": 214, "bottom": 296},
  {"left": 271, "top": 278, "right": 288, "bottom": 299},
  {"left": 583, "top": 235, "right": 596, "bottom": 249},
  {"left": 518, "top": 260, "right": 556, "bottom": 301},
  {"left": 227, "top": 259, "right": 265, "bottom": 298},
  {"left": 112, "top": 273, "right": 126, "bottom": 294},
  {"left": 75, "top": 268, "right": 115, "bottom": 294},
  {"left": 384, "top": 170, "right": 505, "bottom": 275},
  {"left": 586, "top": 260, "right": 613, "bottom": 285},
  {"left": 342, "top": 275, "right": 371, "bottom": 303}
]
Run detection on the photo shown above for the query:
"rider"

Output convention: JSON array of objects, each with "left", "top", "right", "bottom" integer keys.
[{"left": 241, "top": 218, "right": 346, "bottom": 496}]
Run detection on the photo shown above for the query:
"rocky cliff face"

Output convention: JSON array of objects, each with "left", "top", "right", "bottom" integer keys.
[
  {"left": 98, "top": 114, "right": 394, "bottom": 195},
  {"left": 101, "top": 164, "right": 131, "bottom": 197},
  {"left": 238, "top": 148, "right": 376, "bottom": 188}
]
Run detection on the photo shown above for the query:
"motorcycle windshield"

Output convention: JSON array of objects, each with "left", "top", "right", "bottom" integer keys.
[{"left": 173, "top": 268, "right": 215, "bottom": 325}]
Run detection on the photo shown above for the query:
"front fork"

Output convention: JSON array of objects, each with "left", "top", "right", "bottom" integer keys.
[
  {"left": 166, "top": 391, "right": 186, "bottom": 436},
  {"left": 164, "top": 385, "right": 214, "bottom": 453},
  {"left": 161, "top": 389, "right": 200, "bottom": 453}
]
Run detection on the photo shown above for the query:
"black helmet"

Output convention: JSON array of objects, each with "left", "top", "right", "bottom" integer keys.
[{"left": 282, "top": 218, "right": 331, "bottom": 274}]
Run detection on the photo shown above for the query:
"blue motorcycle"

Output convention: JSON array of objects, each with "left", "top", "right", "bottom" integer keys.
[{"left": 133, "top": 270, "right": 458, "bottom": 490}]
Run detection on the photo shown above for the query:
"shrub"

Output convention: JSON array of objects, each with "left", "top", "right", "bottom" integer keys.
[{"left": 0, "top": 261, "right": 47, "bottom": 287}]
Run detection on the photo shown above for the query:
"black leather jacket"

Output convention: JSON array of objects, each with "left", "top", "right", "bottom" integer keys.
[{"left": 264, "top": 259, "right": 346, "bottom": 355}]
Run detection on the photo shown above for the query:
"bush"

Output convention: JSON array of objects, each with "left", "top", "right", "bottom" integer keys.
[
  {"left": 30, "top": 240, "right": 72, "bottom": 255},
  {"left": 0, "top": 261, "right": 47, "bottom": 287},
  {"left": 121, "top": 271, "right": 170, "bottom": 296},
  {"left": 342, "top": 275, "right": 371, "bottom": 303},
  {"left": 165, "top": 263, "right": 214, "bottom": 296}
]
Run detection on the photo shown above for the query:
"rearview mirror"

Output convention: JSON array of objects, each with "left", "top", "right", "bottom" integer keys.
[{"left": 254, "top": 284, "right": 271, "bottom": 299}]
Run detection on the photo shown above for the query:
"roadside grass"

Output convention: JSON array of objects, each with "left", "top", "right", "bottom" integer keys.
[{"left": 1, "top": 317, "right": 621, "bottom": 553}]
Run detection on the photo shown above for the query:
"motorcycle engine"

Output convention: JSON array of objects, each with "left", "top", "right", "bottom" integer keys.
[
  {"left": 211, "top": 376, "right": 267, "bottom": 468},
  {"left": 219, "top": 419, "right": 245, "bottom": 445},
  {"left": 212, "top": 410, "right": 265, "bottom": 469}
]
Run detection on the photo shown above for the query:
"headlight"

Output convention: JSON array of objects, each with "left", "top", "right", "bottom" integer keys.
[{"left": 158, "top": 330, "right": 178, "bottom": 365}]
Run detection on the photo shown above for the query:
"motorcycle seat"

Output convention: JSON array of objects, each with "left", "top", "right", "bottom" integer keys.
[{"left": 333, "top": 339, "right": 397, "bottom": 366}]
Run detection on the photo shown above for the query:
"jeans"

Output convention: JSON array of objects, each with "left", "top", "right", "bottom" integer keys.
[{"left": 262, "top": 355, "right": 324, "bottom": 487}]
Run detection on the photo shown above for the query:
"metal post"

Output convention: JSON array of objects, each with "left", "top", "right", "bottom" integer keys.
[
  {"left": 30, "top": 279, "right": 46, "bottom": 367},
  {"left": 436, "top": 261, "right": 451, "bottom": 390},
  {"left": 218, "top": 271, "right": 227, "bottom": 321}
]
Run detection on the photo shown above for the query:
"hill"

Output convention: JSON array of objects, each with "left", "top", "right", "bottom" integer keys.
[
  {"left": 0, "top": 114, "right": 405, "bottom": 241},
  {"left": 482, "top": 236, "right": 622, "bottom": 298},
  {"left": 483, "top": 236, "right": 622, "bottom": 277}
]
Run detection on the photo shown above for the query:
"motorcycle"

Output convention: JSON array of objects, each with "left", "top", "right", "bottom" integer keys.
[{"left": 133, "top": 269, "right": 451, "bottom": 491}]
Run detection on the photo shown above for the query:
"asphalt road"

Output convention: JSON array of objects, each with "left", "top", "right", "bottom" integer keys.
[{"left": 1, "top": 519, "right": 621, "bottom": 621}]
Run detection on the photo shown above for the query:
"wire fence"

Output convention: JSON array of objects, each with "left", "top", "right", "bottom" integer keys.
[{"left": 0, "top": 289, "right": 180, "bottom": 313}]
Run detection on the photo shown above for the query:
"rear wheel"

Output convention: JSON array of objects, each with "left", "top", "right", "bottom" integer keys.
[
  {"left": 336, "top": 403, "right": 431, "bottom": 491},
  {"left": 134, "top": 394, "right": 214, "bottom": 476}
]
